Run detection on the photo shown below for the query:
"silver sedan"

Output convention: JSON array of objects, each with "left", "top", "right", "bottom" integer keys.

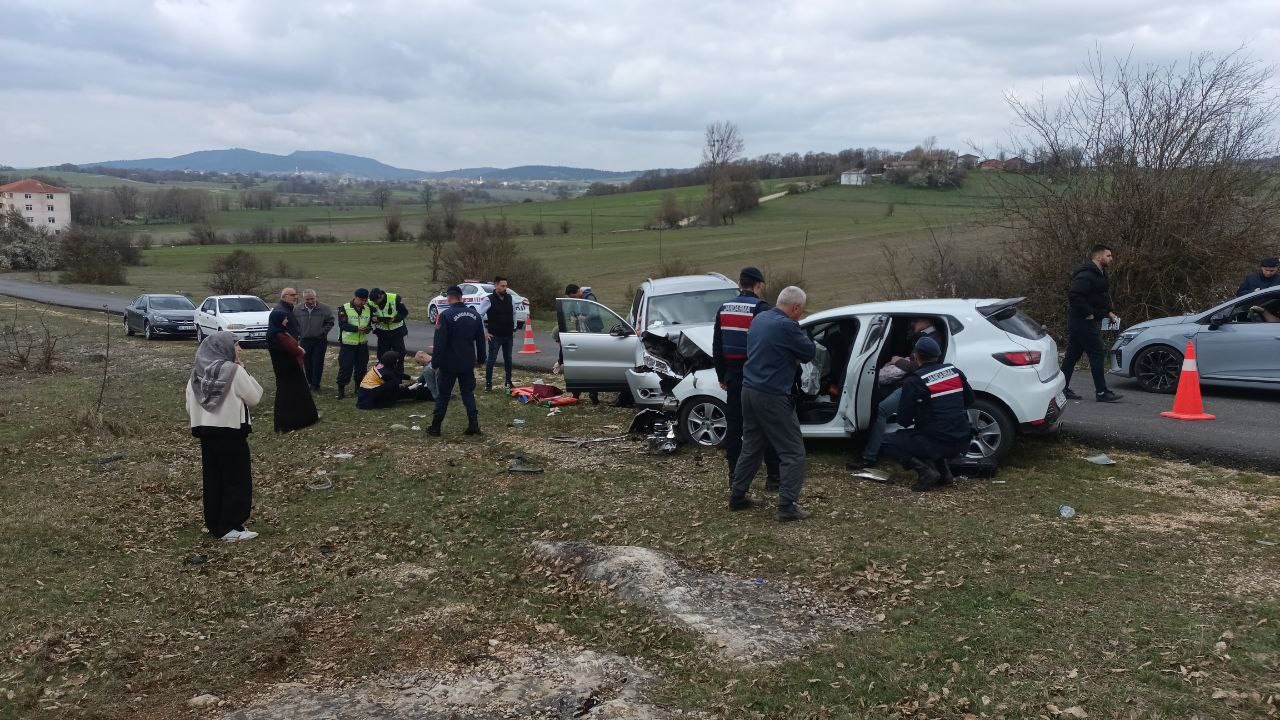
[{"left": 1109, "top": 287, "right": 1280, "bottom": 393}]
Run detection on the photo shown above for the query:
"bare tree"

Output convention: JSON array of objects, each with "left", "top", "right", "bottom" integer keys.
[
  {"left": 383, "top": 202, "right": 406, "bottom": 242},
  {"left": 419, "top": 183, "right": 434, "bottom": 211},
  {"left": 701, "top": 121, "right": 745, "bottom": 222},
  {"left": 370, "top": 185, "right": 393, "bottom": 209},
  {"left": 208, "top": 250, "right": 268, "bottom": 295},
  {"left": 988, "top": 47, "right": 1280, "bottom": 329}
]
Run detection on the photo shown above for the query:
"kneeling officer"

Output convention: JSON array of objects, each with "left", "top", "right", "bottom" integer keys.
[{"left": 882, "top": 336, "right": 974, "bottom": 492}]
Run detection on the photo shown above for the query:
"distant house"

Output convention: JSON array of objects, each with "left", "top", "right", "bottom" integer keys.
[
  {"left": 1003, "top": 156, "right": 1027, "bottom": 172},
  {"left": 839, "top": 169, "right": 868, "bottom": 186},
  {"left": 957, "top": 153, "right": 980, "bottom": 169},
  {"left": 0, "top": 178, "right": 71, "bottom": 234},
  {"left": 886, "top": 159, "right": 920, "bottom": 171},
  {"left": 978, "top": 159, "right": 1004, "bottom": 172}
]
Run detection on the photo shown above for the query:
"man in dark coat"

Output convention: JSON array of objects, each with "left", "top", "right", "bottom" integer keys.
[
  {"left": 1236, "top": 257, "right": 1279, "bottom": 297},
  {"left": 429, "top": 285, "right": 487, "bottom": 436},
  {"left": 295, "top": 289, "right": 335, "bottom": 391},
  {"left": 1061, "top": 244, "right": 1123, "bottom": 402},
  {"left": 881, "top": 336, "right": 974, "bottom": 492},
  {"left": 482, "top": 276, "right": 516, "bottom": 391}
]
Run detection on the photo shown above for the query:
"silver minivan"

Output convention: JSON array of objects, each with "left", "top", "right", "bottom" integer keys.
[{"left": 555, "top": 273, "right": 738, "bottom": 394}]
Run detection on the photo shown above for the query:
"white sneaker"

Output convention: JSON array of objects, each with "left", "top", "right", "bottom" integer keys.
[
  {"left": 236, "top": 529, "right": 259, "bottom": 541},
  {"left": 220, "top": 530, "right": 244, "bottom": 542}
]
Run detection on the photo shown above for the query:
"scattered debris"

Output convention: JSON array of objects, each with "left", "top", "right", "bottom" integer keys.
[
  {"left": 506, "top": 455, "right": 545, "bottom": 474},
  {"left": 528, "top": 541, "right": 868, "bottom": 663},
  {"left": 511, "top": 419, "right": 527, "bottom": 426},
  {"left": 851, "top": 469, "right": 893, "bottom": 484},
  {"left": 1085, "top": 454, "right": 1116, "bottom": 465},
  {"left": 306, "top": 478, "right": 334, "bottom": 491},
  {"left": 83, "top": 453, "right": 125, "bottom": 466},
  {"left": 331, "top": 453, "right": 354, "bottom": 460},
  {"left": 183, "top": 553, "right": 208, "bottom": 566},
  {"left": 548, "top": 435, "right": 628, "bottom": 448},
  {"left": 219, "top": 647, "right": 688, "bottom": 719},
  {"left": 411, "top": 425, "right": 422, "bottom": 431},
  {"left": 189, "top": 693, "right": 220, "bottom": 708},
  {"left": 390, "top": 423, "right": 410, "bottom": 430},
  {"left": 1059, "top": 504, "right": 1077, "bottom": 519}
]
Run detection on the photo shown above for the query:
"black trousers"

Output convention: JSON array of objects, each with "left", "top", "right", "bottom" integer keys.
[
  {"left": 434, "top": 369, "right": 478, "bottom": 426},
  {"left": 337, "top": 343, "right": 368, "bottom": 390},
  {"left": 375, "top": 328, "right": 408, "bottom": 375},
  {"left": 882, "top": 431, "right": 968, "bottom": 467},
  {"left": 300, "top": 337, "right": 327, "bottom": 389},
  {"left": 723, "top": 366, "right": 779, "bottom": 483},
  {"left": 486, "top": 335, "right": 514, "bottom": 388},
  {"left": 1061, "top": 316, "right": 1108, "bottom": 394},
  {"left": 199, "top": 432, "right": 252, "bottom": 537}
]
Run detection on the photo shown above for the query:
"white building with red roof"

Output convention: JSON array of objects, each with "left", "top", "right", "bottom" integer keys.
[{"left": 0, "top": 178, "right": 71, "bottom": 234}]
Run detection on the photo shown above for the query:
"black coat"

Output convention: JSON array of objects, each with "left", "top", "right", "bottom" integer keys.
[
  {"left": 1067, "top": 261, "right": 1113, "bottom": 320},
  {"left": 1236, "top": 271, "right": 1279, "bottom": 297},
  {"left": 484, "top": 292, "right": 516, "bottom": 338},
  {"left": 432, "top": 302, "right": 486, "bottom": 373}
]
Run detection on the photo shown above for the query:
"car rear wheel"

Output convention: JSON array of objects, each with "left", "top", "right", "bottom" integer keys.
[
  {"left": 428, "top": 305, "right": 439, "bottom": 324},
  {"left": 124, "top": 317, "right": 135, "bottom": 336},
  {"left": 967, "top": 398, "right": 1014, "bottom": 462},
  {"left": 196, "top": 326, "right": 205, "bottom": 343},
  {"left": 1134, "top": 344, "right": 1182, "bottom": 394},
  {"left": 679, "top": 397, "right": 728, "bottom": 448},
  {"left": 143, "top": 321, "right": 153, "bottom": 340}
]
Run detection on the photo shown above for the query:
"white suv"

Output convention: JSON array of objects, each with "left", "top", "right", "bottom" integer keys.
[
  {"left": 635, "top": 297, "right": 1067, "bottom": 461},
  {"left": 195, "top": 295, "right": 272, "bottom": 345}
]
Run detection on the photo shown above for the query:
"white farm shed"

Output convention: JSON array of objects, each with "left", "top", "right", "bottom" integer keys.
[{"left": 839, "top": 170, "right": 867, "bottom": 186}]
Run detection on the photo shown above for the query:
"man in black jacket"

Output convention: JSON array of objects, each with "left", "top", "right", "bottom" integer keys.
[
  {"left": 482, "top": 276, "right": 516, "bottom": 391},
  {"left": 882, "top": 336, "right": 974, "bottom": 492},
  {"left": 1236, "top": 257, "right": 1279, "bottom": 297},
  {"left": 1061, "top": 244, "right": 1123, "bottom": 402},
  {"left": 429, "top": 285, "right": 486, "bottom": 437}
]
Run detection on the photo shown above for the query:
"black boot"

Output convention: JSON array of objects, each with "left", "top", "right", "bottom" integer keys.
[
  {"left": 335, "top": 385, "right": 346, "bottom": 400},
  {"left": 908, "top": 458, "right": 942, "bottom": 492},
  {"left": 935, "top": 458, "right": 955, "bottom": 486},
  {"left": 464, "top": 418, "right": 481, "bottom": 436},
  {"left": 427, "top": 421, "right": 441, "bottom": 437}
]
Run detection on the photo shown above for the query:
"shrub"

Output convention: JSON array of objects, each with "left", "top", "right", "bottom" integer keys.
[
  {"left": 189, "top": 224, "right": 226, "bottom": 245},
  {"left": 0, "top": 209, "right": 55, "bottom": 271},
  {"left": 653, "top": 255, "right": 699, "bottom": 278},
  {"left": 208, "top": 250, "right": 268, "bottom": 295},
  {"left": 761, "top": 267, "right": 807, "bottom": 297},
  {"left": 136, "top": 233, "right": 154, "bottom": 250},
  {"left": 531, "top": 221, "right": 546, "bottom": 236},
  {"left": 559, "top": 219, "right": 571, "bottom": 234},
  {"left": 441, "top": 220, "right": 561, "bottom": 310},
  {"left": 57, "top": 226, "right": 127, "bottom": 284}
]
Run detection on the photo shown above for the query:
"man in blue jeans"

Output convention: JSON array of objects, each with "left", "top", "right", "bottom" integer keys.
[
  {"left": 482, "top": 276, "right": 516, "bottom": 391},
  {"left": 428, "top": 285, "right": 486, "bottom": 437},
  {"left": 848, "top": 318, "right": 940, "bottom": 472}
]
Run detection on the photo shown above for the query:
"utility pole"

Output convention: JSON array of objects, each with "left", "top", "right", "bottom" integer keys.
[
  {"left": 659, "top": 228, "right": 664, "bottom": 262},
  {"left": 590, "top": 204, "right": 595, "bottom": 250},
  {"left": 800, "top": 230, "right": 810, "bottom": 279}
]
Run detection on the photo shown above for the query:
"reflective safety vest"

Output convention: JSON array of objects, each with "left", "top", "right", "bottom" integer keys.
[
  {"left": 371, "top": 292, "right": 405, "bottom": 332},
  {"left": 340, "top": 302, "right": 371, "bottom": 345}
]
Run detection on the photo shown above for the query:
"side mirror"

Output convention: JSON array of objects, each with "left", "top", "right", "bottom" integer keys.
[
  {"left": 610, "top": 324, "right": 632, "bottom": 337},
  {"left": 1208, "top": 318, "right": 1222, "bottom": 330}
]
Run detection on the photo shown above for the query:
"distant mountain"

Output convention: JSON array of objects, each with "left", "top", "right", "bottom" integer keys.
[{"left": 81, "top": 149, "right": 641, "bottom": 183}]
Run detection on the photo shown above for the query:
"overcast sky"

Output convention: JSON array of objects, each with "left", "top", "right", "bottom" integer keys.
[{"left": 2, "top": 0, "right": 1277, "bottom": 171}]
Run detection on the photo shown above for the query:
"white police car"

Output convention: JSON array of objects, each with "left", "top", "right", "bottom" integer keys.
[{"left": 427, "top": 281, "right": 530, "bottom": 327}]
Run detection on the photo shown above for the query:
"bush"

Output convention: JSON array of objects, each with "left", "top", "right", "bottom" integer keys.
[
  {"left": 654, "top": 255, "right": 699, "bottom": 278},
  {"left": 559, "top": 219, "right": 571, "bottom": 234},
  {"left": 57, "top": 226, "right": 128, "bottom": 284},
  {"left": 136, "top": 233, "right": 154, "bottom": 250},
  {"left": 189, "top": 224, "right": 226, "bottom": 245},
  {"left": 1, "top": 209, "right": 55, "bottom": 271},
  {"left": 531, "top": 221, "right": 546, "bottom": 236},
  {"left": 761, "top": 267, "right": 807, "bottom": 298},
  {"left": 441, "top": 220, "right": 561, "bottom": 310},
  {"left": 208, "top": 250, "right": 268, "bottom": 295},
  {"left": 231, "top": 225, "right": 274, "bottom": 244}
]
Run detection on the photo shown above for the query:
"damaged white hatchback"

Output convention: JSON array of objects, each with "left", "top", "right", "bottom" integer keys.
[{"left": 629, "top": 298, "right": 1069, "bottom": 461}]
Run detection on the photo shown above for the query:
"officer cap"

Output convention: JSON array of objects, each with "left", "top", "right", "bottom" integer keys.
[
  {"left": 353, "top": 288, "right": 370, "bottom": 299},
  {"left": 446, "top": 285, "right": 464, "bottom": 297},
  {"left": 739, "top": 266, "right": 765, "bottom": 284},
  {"left": 1262, "top": 257, "right": 1279, "bottom": 268},
  {"left": 914, "top": 336, "right": 942, "bottom": 359}
]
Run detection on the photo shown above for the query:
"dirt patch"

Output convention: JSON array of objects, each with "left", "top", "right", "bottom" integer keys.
[
  {"left": 221, "top": 646, "right": 690, "bottom": 719},
  {"left": 528, "top": 541, "right": 868, "bottom": 663}
]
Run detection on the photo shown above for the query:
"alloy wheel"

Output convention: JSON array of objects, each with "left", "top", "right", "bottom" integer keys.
[
  {"left": 967, "top": 408, "right": 1002, "bottom": 459},
  {"left": 685, "top": 401, "right": 727, "bottom": 447},
  {"left": 1135, "top": 346, "right": 1182, "bottom": 393}
]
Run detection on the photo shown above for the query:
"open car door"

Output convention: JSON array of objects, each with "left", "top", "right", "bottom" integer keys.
[
  {"left": 555, "top": 298, "right": 638, "bottom": 393},
  {"left": 844, "top": 314, "right": 891, "bottom": 431}
]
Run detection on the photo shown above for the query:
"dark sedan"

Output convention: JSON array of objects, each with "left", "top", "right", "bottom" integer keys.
[{"left": 124, "top": 294, "right": 198, "bottom": 340}]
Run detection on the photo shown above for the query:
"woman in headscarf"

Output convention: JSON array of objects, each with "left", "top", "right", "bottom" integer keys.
[
  {"left": 267, "top": 288, "right": 319, "bottom": 432},
  {"left": 185, "top": 331, "right": 263, "bottom": 542}
]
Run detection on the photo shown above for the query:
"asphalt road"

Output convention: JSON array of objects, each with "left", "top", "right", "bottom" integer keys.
[
  {"left": 0, "top": 277, "right": 558, "bottom": 372},
  {"left": 5, "top": 277, "right": 1277, "bottom": 468}
]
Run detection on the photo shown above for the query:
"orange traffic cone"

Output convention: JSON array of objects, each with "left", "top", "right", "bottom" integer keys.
[
  {"left": 517, "top": 310, "right": 540, "bottom": 354},
  {"left": 1160, "top": 341, "right": 1214, "bottom": 421}
]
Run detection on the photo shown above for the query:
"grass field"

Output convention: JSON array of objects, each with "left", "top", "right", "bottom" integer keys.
[
  {"left": 2, "top": 301, "right": 1279, "bottom": 719},
  {"left": 10, "top": 177, "right": 1009, "bottom": 316}
]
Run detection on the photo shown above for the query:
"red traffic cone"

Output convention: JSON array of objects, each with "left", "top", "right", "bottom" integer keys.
[
  {"left": 1160, "top": 341, "right": 1214, "bottom": 421},
  {"left": 517, "top": 310, "right": 540, "bottom": 354}
]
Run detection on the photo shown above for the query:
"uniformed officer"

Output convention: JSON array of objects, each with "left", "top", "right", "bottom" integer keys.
[
  {"left": 335, "top": 288, "right": 373, "bottom": 400},
  {"left": 881, "top": 336, "right": 975, "bottom": 492},
  {"left": 712, "top": 266, "right": 781, "bottom": 490},
  {"left": 368, "top": 288, "right": 409, "bottom": 375},
  {"left": 428, "top": 285, "right": 487, "bottom": 436}
]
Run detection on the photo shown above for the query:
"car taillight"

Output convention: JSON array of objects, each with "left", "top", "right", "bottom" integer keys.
[{"left": 992, "top": 351, "right": 1042, "bottom": 366}]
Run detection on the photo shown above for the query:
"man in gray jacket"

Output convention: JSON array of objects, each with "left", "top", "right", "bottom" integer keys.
[
  {"left": 295, "top": 289, "right": 335, "bottom": 391},
  {"left": 729, "top": 286, "right": 816, "bottom": 521}
]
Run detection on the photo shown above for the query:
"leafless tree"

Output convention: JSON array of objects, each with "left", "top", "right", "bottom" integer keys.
[
  {"left": 208, "top": 250, "right": 268, "bottom": 295},
  {"left": 701, "top": 121, "right": 745, "bottom": 221},
  {"left": 988, "top": 47, "right": 1280, "bottom": 329}
]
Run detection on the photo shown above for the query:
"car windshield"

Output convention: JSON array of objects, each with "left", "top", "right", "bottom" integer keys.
[
  {"left": 646, "top": 288, "right": 739, "bottom": 327},
  {"left": 219, "top": 297, "right": 269, "bottom": 313},
  {"left": 150, "top": 296, "right": 194, "bottom": 310}
]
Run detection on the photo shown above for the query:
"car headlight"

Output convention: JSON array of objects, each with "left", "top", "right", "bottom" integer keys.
[
  {"left": 1114, "top": 330, "right": 1141, "bottom": 349},
  {"left": 641, "top": 352, "right": 672, "bottom": 374},
  {"left": 227, "top": 324, "right": 245, "bottom": 330}
]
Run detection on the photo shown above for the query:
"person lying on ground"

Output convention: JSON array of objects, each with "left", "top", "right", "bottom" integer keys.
[
  {"left": 356, "top": 351, "right": 423, "bottom": 409},
  {"left": 410, "top": 350, "right": 439, "bottom": 400}
]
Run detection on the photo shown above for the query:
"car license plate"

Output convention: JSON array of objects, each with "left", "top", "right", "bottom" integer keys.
[
  {"left": 179, "top": 324, "right": 194, "bottom": 331},
  {"left": 248, "top": 332, "right": 265, "bottom": 339},
  {"left": 1056, "top": 391, "right": 1067, "bottom": 407}
]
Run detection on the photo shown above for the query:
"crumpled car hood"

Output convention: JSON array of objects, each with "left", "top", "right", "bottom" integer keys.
[{"left": 640, "top": 324, "right": 715, "bottom": 378}]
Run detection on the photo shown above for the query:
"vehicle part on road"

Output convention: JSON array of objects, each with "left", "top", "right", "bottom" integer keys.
[
  {"left": 549, "top": 435, "right": 628, "bottom": 448},
  {"left": 306, "top": 478, "right": 334, "bottom": 491},
  {"left": 678, "top": 396, "right": 728, "bottom": 447},
  {"left": 1161, "top": 341, "right": 1216, "bottom": 421},
  {"left": 1059, "top": 504, "right": 1076, "bottom": 519},
  {"left": 506, "top": 455, "right": 545, "bottom": 473},
  {"left": 1085, "top": 453, "right": 1116, "bottom": 465},
  {"left": 1133, "top": 344, "right": 1183, "bottom": 394}
]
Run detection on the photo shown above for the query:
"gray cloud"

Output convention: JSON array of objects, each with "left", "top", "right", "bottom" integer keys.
[{"left": 1, "top": 0, "right": 1276, "bottom": 170}]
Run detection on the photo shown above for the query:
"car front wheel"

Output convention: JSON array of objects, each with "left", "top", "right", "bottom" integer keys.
[
  {"left": 679, "top": 396, "right": 728, "bottom": 448},
  {"left": 428, "top": 305, "right": 439, "bottom": 324},
  {"left": 1134, "top": 345, "right": 1182, "bottom": 394},
  {"left": 967, "top": 398, "right": 1014, "bottom": 461}
]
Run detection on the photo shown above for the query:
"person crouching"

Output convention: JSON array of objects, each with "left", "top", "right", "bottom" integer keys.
[
  {"left": 357, "top": 351, "right": 414, "bottom": 409},
  {"left": 881, "top": 336, "right": 975, "bottom": 492}
]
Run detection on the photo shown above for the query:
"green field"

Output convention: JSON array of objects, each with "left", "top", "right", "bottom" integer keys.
[
  {"left": 3, "top": 301, "right": 1279, "bottom": 719},
  {"left": 11, "top": 177, "right": 1009, "bottom": 314}
]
